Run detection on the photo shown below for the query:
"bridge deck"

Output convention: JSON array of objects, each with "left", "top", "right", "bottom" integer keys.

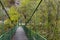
[{"left": 12, "top": 27, "right": 28, "bottom": 40}]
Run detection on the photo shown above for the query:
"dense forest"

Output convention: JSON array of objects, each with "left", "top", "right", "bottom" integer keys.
[{"left": 0, "top": 0, "right": 60, "bottom": 40}]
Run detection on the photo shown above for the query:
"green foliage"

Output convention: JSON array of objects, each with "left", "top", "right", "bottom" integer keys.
[
  {"left": 19, "top": 0, "right": 60, "bottom": 40},
  {"left": 8, "top": 6, "right": 20, "bottom": 21},
  {"left": 0, "top": 0, "right": 60, "bottom": 40},
  {"left": 4, "top": 6, "right": 20, "bottom": 28}
]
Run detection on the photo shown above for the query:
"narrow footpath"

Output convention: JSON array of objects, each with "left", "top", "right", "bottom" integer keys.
[{"left": 12, "top": 27, "right": 28, "bottom": 40}]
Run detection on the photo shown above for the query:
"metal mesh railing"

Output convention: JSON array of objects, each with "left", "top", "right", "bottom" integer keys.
[
  {"left": 22, "top": 25, "right": 47, "bottom": 40},
  {"left": 0, "top": 25, "right": 17, "bottom": 40}
]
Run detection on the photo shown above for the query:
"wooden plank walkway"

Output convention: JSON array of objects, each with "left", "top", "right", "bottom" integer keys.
[{"left": 12, "top": 27, "right": 28, "bottom": 40}]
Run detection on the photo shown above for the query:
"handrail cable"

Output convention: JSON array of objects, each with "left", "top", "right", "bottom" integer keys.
[
  {"left": 25, "top": 0, "right": 42, "bottom": 25},
  {"left": 0, "top": 1, "right": 10, "bottom": 19},
  {"left": 0, "top": 0, "right": 14, "bottom": 25}
]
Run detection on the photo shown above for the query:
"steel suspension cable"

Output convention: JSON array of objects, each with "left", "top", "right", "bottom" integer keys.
[
  {"left": 0, "top": 1, "right": 10, "bottom": 19},
  {"left": 0, "top": 1, "right": 14, "bottom": 24},
  {"left": 25, "top": 0, "right": 42, "bottom": 25}
]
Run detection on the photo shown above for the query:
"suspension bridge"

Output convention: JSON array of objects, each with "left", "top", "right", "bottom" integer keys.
[{"left": 0, "top": 0, "right": 47, "bottom": 40}]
